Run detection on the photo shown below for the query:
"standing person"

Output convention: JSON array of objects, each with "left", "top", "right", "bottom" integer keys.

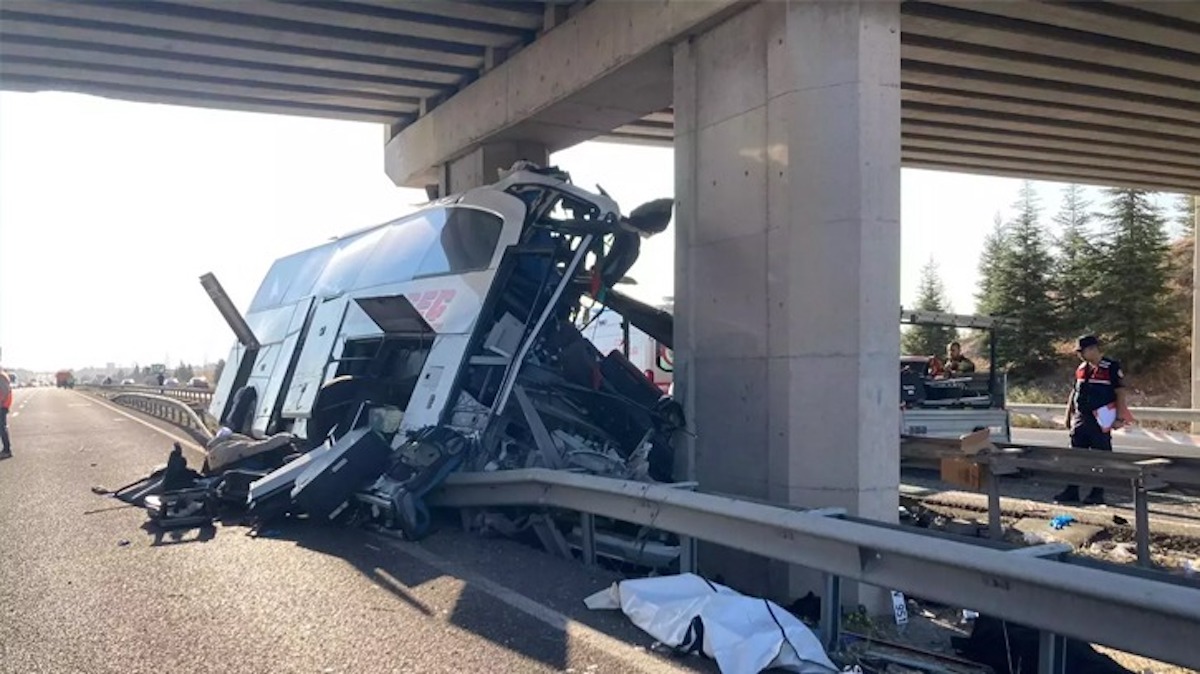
[
  {"left": 944, "top": 341, "right": 976, "bottom": 376},
  {"left": 0, "top": 366, "right": 13, "bottom": 459},
  {"left": 1055, "top": 335, "right": 1134, "bottom": 504}
]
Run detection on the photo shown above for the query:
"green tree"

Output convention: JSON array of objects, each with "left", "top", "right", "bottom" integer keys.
[
  {"left": 989, "top": 183, "right": 1059, "bottom": 372},
  {"left": 1091, "top": 188, "right": 1175, "bottom": 363},
  {"left": 975, "top": 213, "right": 1008, "bottom": 316},
  {"left": 1174, "top": 193, "right": 1195, "bottom": 237},
  {"left": 1052, "top": 184, "right": 1097, "bottom": 337},
  {"left": 903, "top": 259, "right": 956, "bottom": 356},
  {"left": 212, "top": 359, "right": 226, "bottom": 384},
  {"left": 173, "top": 363, "right": 195, "bottom": 381}
]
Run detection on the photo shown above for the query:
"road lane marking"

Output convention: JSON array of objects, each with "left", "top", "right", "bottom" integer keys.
[
  {"left": 375, "top": 531, "right": 684, "bottom": 674},
  {"left": 76, "top": 392, "right": 206, "bottom": 456}
]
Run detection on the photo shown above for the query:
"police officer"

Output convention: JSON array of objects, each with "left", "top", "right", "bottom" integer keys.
[{"left": 1055, "top": 335, "right": 1133, "bottom": 504}]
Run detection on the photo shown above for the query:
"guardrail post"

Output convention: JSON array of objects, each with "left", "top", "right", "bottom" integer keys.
[
  {"left": 986, "top": 468, "right": 1003, "bottom": 540},
  {"left": 820, "top": 573, "right": 841, "bottom": 652},
  {"left": 679, "top": 534, "right": 697, "bottom": 575},
  {"left": 580, "top": 512, "right": 596, "bottom": 567},
  {"left": 1038, "top": 630, "right": 1066, "bottom": 674},
  {"left": 1133, "top": 477, "right": 1151, "bottom": 568}
]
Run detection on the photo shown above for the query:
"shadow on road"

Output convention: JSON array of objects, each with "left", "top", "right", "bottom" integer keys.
[{"left": 276, "top": 518, "right": 576, "bottom": 671}]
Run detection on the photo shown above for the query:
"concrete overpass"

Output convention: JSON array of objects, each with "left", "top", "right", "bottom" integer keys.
[
  {"left": 2, "top": 2, "right": 1199, "bottom": 192},
  {"left": 3, "top": 0, "right": 1199, "bottom": 601}
]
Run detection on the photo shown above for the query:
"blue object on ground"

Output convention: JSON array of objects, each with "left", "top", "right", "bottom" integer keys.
[{"left": 1050, "top": 514, "right": 1076, "bottom": 530}]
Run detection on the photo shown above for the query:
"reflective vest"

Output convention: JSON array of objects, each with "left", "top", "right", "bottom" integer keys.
[{"left": 1, "top": 373, "right": 11, "bottom": 410}]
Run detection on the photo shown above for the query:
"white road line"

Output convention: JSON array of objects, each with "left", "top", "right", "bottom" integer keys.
[
  {"left": 76, "top": 391, "right": 206, "bottom": 456},
  {"left": 377, "top": 531, "right": 683, "bottom": 674}
]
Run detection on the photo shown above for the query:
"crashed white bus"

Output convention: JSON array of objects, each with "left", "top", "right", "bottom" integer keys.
[{"left": 202, "top": 165, "right": 683, "bottom": 544}]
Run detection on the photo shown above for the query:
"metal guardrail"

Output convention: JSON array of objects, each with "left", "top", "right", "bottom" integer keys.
[
  {"left": 433, "top": 468, "right": 1200, "bottom": 671},
  {"left": 82, "top": 387, "right": 215, "bottom": 442},
  {"left": 85, "top": 384, "right": 215, "bottom": 406},
  {"left": 902, "top": 434, "right": 1200, "bottom": 568},
  {"left": 1009, "top": 403, "right": 1200, "bottom": 424}
]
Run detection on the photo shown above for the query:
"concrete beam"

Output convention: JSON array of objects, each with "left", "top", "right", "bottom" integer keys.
[
  {"left": 902, "top": 86, "right": 1200, "bottom": 141},
  {"left": 157, "top": 0, "right": 523, "bottom": 48},
  {"left": 0, "top": 74, "right": 401, "bottom": 124},
  {"left": 0, "top": 2, "right": 483, "bottom": 69},
  {"left": 963, "top": 1, "right": 1200, "bottom": 52},
  {"left": 902, "top": 120, "right": 1200, "bottom": 167},
  {"left": 442, "top": 141, "right": 549, "bottom": 194},
  {"left": 0, "top": 17, "right": 468, "bottom": 85},
  {"left": 384, "top": 0, "right": 743, "bottom": 187},
  {"left": 346, "top": 0, "right": 544, "bottom": 31},
  {"left": 901, "top": 61, "right": 1200, "bottom": 124},
  {"left": 903, "top": 102, "right": 1200, "bottom": 155},
  {"left": 903, "top": 152, "right": 1200, "bottom": 194},
  {"left": 1107, "top": 1, "right": 1200, "bottom": 24},
  {"left": 0, "top": 39, "right": 443, "bottom": 100},
  {"left": 0, "top": 59, "right": 420, "bottom": 113},
  {"left": 901, "top": 37, "right": 1200, "bottom": 106},
  {"left": 902, "top": 136, "right": 1200, "bottom": 184},
  {"left": 901, "top": 7, "right": 1200, "bottom": 83}
]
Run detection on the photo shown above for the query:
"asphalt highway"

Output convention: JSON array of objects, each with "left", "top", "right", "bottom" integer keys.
[
  {"left": 1012, "top": 427, "right": 1200, "bottom": 458},
  {"left": 0, "top": 387, "right": 711, "bottom": 674}
]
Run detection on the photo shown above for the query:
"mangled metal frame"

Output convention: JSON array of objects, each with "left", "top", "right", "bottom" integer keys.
[{"left": 202, "top": 163, "right": 687, "bottom": 564}]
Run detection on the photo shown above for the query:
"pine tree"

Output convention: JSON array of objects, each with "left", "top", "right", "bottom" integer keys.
[
  {"left": 903, "top": 259, "right": 956, "bottom": 356},
  {"left": 1052, "top": 184, "right": 1097, "bottom": 337},
  {"left": 1092, "top": 188, "right": 1175, "bottom": 363},
  {"left": 990, "top": 183, "right": 1059, "bottom": 372},
  {"left": 1174, "top": 194, "right": 1195, "bottom": 237},
  {"left": 1167, "top": 195, "right": 1195, "bottom": 343},
  {"left": 975, "top": 213, "right": 1008, "bottom": 316},
  {"left": 213, "top": 359, "right": 226, "bottom": 384}
]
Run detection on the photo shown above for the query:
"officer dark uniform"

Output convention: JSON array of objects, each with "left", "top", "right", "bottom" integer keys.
[{"left": 1055, "top": 335, "right": 1129, "bottom": 505}]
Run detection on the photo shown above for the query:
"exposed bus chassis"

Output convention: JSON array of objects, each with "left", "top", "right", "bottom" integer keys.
[{"left": 203, "top": 164, "right": 688, "bottom": 568}]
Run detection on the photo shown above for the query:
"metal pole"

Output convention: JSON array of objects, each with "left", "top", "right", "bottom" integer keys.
[
  {"left": 988, "top": 325, "right": 998, "bottom": 400},
  {"left": 679, "top": 535, "right": 697, "bottom": 575},
  {"left": 1134, "top": 477, "right": 1152, "bottom": 568},
  {"left": 492, "top": 234, "right": 594, "bottom": 416},
  {"left": 621, "top": 317, "right": 630, "bottom": 358},
  {"left": 580, "top": 512, "right": 596, "bottom": 567},
  {"left": 1038, "top": 630, "right": 1066, "bottom": 674},
  {"left": 821, "top": 573, "right": 842, "bottom": 652},
  {"left": 987, "top": 468, "right": 1003, "bottom": 540}
]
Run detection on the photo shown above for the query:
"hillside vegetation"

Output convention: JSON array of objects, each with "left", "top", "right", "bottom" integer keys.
[{"left": 908, "top": 184, "right": 1195, "bottom": 408}]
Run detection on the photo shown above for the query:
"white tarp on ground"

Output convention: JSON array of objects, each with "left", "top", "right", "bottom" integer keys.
[{"left": 585, "top": 573, "right": 838, "bottom": 674}]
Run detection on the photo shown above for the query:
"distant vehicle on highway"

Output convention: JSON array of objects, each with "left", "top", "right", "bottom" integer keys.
[
  {"left": 121, "top": 378, "right": 136, "bottom": 386},
  {"left": 165, "top": 377, "right": 180, "bottom": 387},
  {"left": 55, "top": 370, "right": 75, "bottom": 389},
  {"left": 187, "top": 376, "right": 210, "bottom": 389}
]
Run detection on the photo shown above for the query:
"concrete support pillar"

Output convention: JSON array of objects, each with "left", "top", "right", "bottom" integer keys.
[
  {"left": 674, "top": 0, "right": 901, "bottom": 606},
  {"left": 438, "top": 141, "right": 549, "bottom": 195}
]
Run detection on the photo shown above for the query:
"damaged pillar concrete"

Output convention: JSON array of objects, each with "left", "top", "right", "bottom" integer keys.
[
  {"left": 674, "top": 0, "right": 901, "bottom": 606},
  {"left": 438, "top": 141, "right": 550, "bottom": 195}
]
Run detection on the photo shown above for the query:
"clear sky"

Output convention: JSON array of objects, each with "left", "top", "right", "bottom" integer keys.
[{"left": 0, "top": 92, "right": 1186, "bottom": 372}]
